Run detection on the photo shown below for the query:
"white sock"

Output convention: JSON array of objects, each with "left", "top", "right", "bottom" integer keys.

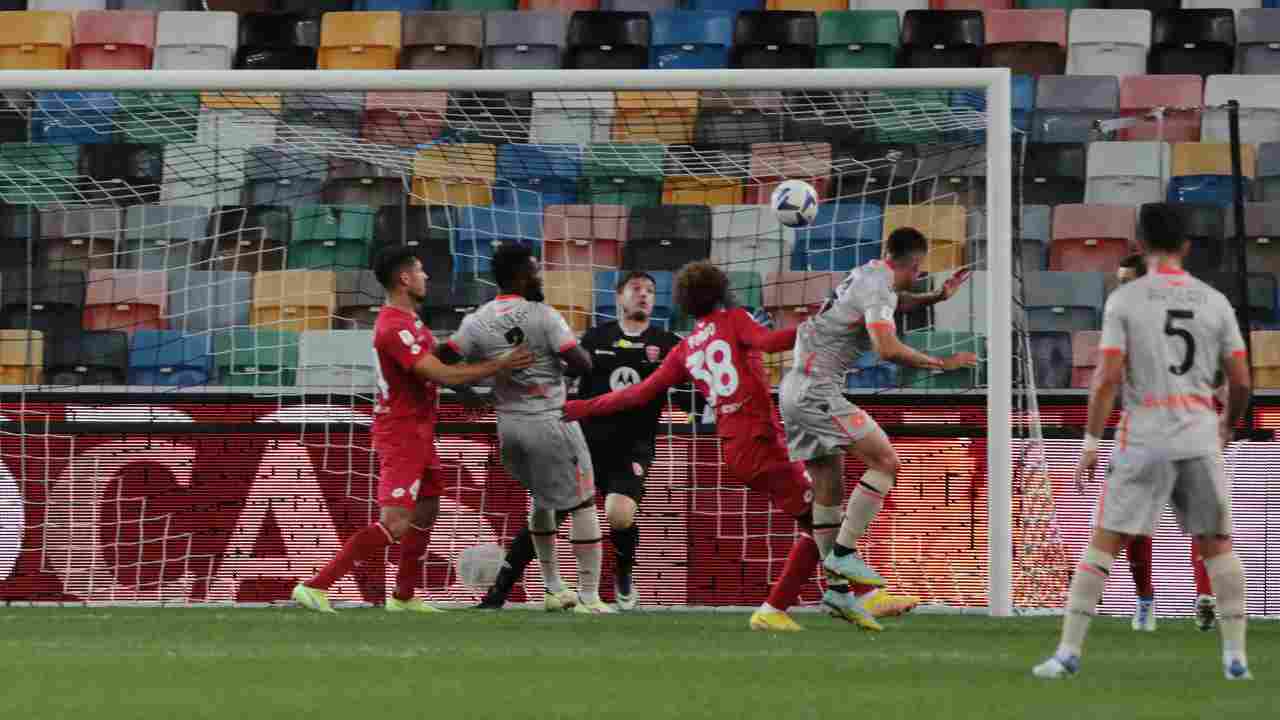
[
  {"left": 836, "top": 471, "right": 891, "bottom": 548},
  {"left": 529, "top": 508, "right": 565, "bottom": 594},
  {"left": 570, "top": 504, "right": 603, "bottom": 604},
  {"left": 758, "top": 602, "right": 780, "bottom": 613},
  {"left": 813, "top": 503, "right": 841, "bottom": 558},
  {"left": 1058, "top": 548, "right": 1114, "bottom": 658},
  {"left": 1205, "top": 553, "right": 1248, "bottom": 663}
]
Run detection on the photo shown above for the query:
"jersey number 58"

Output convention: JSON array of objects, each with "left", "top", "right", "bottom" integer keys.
[{"left": 686, "top": 339, "right": 739, "bottom": 405}]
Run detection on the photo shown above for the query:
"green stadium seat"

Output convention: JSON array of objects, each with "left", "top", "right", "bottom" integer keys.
[
  {"left": 899, "top": 330, "right": 987, "bottom": 390},
  {"left": 288, "top": 205, "right": 376, "bottom": 271},
  {"left": 581, "top": 143, "right": 665, "bottom": 208},
  {"left": 212, "top": 327, "right": 300, "bottom": 387},
  {"left": 817, "top": 11, "right": 899, "bottom": 70}
]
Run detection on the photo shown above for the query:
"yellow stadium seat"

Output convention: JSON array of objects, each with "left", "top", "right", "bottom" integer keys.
[
  {"left": 318, "top": 11, "right": 402, "bottom": 70},
  {"left": 882, "top": 205, "right": 967, "bottom": 273},
  {"left": 0, "top": 329, "right": 42, "bottom": 384},
  {"left": 412, "top": 143, "right": 496, "bottom": 206},
  {"left": 1251, "top": 331, "right": 1280, "bottom": 389},
  {"left": 763, "top": 350, "right": 794, "bottom": 386},
  {"left": 0, "top": 11, "right": 72, "bottom": 70},
  {"left": 768, "top": 0, "right": 845, "bottom": 11},
  {"left": 200, "top": 91, "right": 282, "bottom": 112},
  {"left": 543, "top": 270, "right": 595, "bottom": 333},
  {"left": 611, "top": 91, "right": 698, "bottom": 144},
  {"left": 662, "top": 176, "right": 744, "bottom": 206},
  {"left": 252, "top": 270, "right": 336, "bottom": 333},
  {"left": 1171, "top": 142, "right": 1257, "bottom": 178}
]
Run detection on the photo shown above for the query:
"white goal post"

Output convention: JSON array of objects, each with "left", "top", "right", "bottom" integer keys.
[{"left": 0, "top": 68, "right": 1015, "bottom": 614}]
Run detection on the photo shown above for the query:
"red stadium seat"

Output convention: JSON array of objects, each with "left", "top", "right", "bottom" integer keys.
[
  {"left": 764, "top": 270, "right": 841, "bottom": 329},
  {"left": 745, "top": 142, "right": 832, "bottom": 205},
  {"left": 543, "top": 204, "right": 629, "bottom": 272},
  {"left": 71, "top": 11, "right": 156, "bottom": 70},
  {"left": 83, "top": 269, "right": 168, "bottom": 336},
  {"left": 1049, "top": 204, "right": 1136, "bottom": 272},
  {"left": 931, "top": 0, "right": 1010, "bottom": 9},
  {"left": 361, "top": 92, "right": 448, "bottom": 148},
  {"left": 982, "top": 10, "right": 1066, "bottom": 76},
  {"left": 1071, "top": 330, "right": 1100, "bottom": 388},
  {"left": 1119, "top": 75, "right": 1204, "bottom": 142}
]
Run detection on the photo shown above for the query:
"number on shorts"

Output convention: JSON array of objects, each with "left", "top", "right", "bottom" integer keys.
[
  {"left": 686, "top": 339, "right": 739, "bottom": 404},
  {"left": 1164, "top": 309, "right": 1195, "bottom": 376},
  {"left": 505, "top": 326, "right": 525, "bottom": 346}
]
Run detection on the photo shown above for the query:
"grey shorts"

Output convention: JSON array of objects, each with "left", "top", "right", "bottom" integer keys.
[
  {"left": 1096, "top": 448, "right": 1232, "bottom": 538},
  {"left": 498, "top": 415, "right": 595, "bottom": 511},
  {"left": 779, "top": 373, "right": 881, "bottom": 462}
]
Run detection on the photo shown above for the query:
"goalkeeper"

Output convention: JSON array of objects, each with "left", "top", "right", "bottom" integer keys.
[{"left": 476, "top": 271, "right": 683, "bottom": 611}]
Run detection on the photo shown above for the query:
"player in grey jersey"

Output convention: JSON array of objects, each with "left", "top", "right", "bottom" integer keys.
[
  {"left": 439, "top": 243, "right": 613, "bottom": 614},
  {"left": 779, "top": 227, "right": 974, "bottom": 618},
  {"left": 1034, "top": 203, "right": 1253, "bottom": 681}
]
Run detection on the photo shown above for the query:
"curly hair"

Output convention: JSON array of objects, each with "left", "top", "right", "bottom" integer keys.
[{"left": 674, "top": 261, "right": 729, "bottom": 319}]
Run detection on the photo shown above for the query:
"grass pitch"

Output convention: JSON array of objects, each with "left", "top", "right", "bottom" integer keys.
[{"left": 1, "top": 608, "right": 1272, "bottom": 720}]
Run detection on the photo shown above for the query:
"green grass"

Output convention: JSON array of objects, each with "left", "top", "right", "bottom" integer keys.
[{"left": 1, "top": 609, "right": 1273, "bottom": 720}]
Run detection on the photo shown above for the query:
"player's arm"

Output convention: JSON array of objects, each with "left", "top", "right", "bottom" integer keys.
[
  {"left": 564, "top": 349, "right": 687, "bottom": 422},
  {"left": 1218, "top": 310, "right": 1252, "bottom": 445},
  {"left": 895, "top": 269, "right": 971, "bottom": 313},
  {"left": 421, "top": 343, "right": 533, "bottom": 386},
  {"left": 1076, "top": 296, "right": 1127, "bottom": 490},
  {"left": 867, "top": 323, "right": 973, "bottom": 371},
  {"left": 731, "top": 308, "right": 798, "bottom": 353}
]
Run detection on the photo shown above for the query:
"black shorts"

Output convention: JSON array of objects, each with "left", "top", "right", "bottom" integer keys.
[{"left": 589, "top": 443, "right": 652, "bottom": 502}]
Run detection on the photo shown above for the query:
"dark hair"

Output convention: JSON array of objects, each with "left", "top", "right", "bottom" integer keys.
[
  {"left": 615, "top": 270, "right": 656, "bottom": 293},
  {"left": 373, "top": 245, "right": 421, "bottom": 290},
  {"left": 492, "top": 242, "right": 534, "bottom": 292},
  {"left": 674, "top": 261, "right": 728, "bottom": 319},
  {"left": 1118, "top": 253, "right": 1147, "bottom": 278},
  {"left": 1139, "top": 203, "right": 1185, "bottom": 253},
  {"left": 885, "top": 227, "right": 929, "bottom": 261}
]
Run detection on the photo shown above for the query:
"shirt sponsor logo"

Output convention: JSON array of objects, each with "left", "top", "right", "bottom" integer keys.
[
  {"left": 609, "top": 366, "right": 642, "bottom": 391},
  {"left": 594, "top": 349, "right": 616, "bottom": 356},
  {"left": 398, "top": 329, "right": 415, "bottom": 346}
]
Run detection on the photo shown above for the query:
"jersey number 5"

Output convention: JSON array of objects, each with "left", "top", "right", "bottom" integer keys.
[
  {"left": 686, "top": 339, "right": 739, "bottom": 405},
  {"left": 1165, "top": 309, "right": 1195, "bottom": 376}
]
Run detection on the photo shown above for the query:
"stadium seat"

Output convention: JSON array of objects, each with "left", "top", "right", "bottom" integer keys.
[
  {"left": 607, "top": 0, "right": 677, "bottom": 9},
  {"left": 494, "top": 144, "right": 582, "bottom": 209},
  {"left": 121, "top": 205, "right": 213, "bottom": 272},
  {"left": 1011, "top": 75, "right": 1035, "bottom": 134},
  {"left": 1085, "top": 141, "right": 1171, "bottom": 206},
  {"left": 613, "top": 91, "right": 699, "bottom": 144},
  {"left": 930, "top": 265, "right": 985, "bottom": 332},
  {"left": 372, "top": 204, "right": 454, "bottom": 276},
  {"left": 1029, "top": 331, "right": 1072, "bottom": 390},
  {"left": 166, "top": 270, "right": 250, "bottom": 334},
  {"left": 1070, "top": 330, "right": 1099, "bottom": 387},
  {"left": 420, "top": 276, "right": 496, "bottom": 333},
  {"left": 282, "top": 91, "right": 362, "bottom": 140},
  {"left": 567, "top": 11, "right": 650, "bottom": 69},
  {"left": 623, "top": 205, "right": 711, "bottom": 271},
  {"left": 77, "top": 143, "right": 163, "bottom": 206},
  {"left": 1226, "top": 202, "right": 1280, "bottom": 275},
  {"left": 70, "top": 10, "right": 154, "bottom": 70},
  {"left": 593, "top": 269, "right": 673, "bottom": 325},
  {"left": 243, "top": 146, "right": 328, "bottom": 208},
  {"left": 0, "top": 269, "right": 85, "bottom": 336},
  {"left": 899, "top": 330, "right": 986, "bottom": 389},
  {"left": 443, "top": 0, "right": 516, "bottom": 9},
  {"left": 0, "top": 206, "right": 35, "bottom": 271},
  {"left": 204, "top": 205, "right": 288, "bottom": 274},
  {"left": 43, "top": 330, "right": 127, "bottom": 386},
  {"left": 1144, "top": 202, "right": 1227, "bottom": 274},
  {"left": 770, "top": 0, "right": 842, "bottom": 10},
  {"left": 235, "top": 12, "right": 319, "bottom": 70},
  {"left": 982, "top": 9, "right": 1066, "bottom": 76},
  {"left": 29, "top": 92, "right": 118, "bottom": 145},
  {"left": 651, "top": 10, "right": 733, "bottom": 69},
  {"left": 451, "top": 205, "right": 542, "bottom": 276},
  {"left": 791, "top": 203, "right": 882, "bottom": 272},
  {"left": 1022, "top": 142, "right": 1086, "bottom": 205},
  {"left": 0, "top": 144, "right": 81, "bottom": 207},
  {"left": 203, "top": 0, "right": 270, "bottom": 10},
  {"left": 484, "top": 11, "right": 565, "bottom": 70},
  {"left": 333, "top": 270, "right": 381, "bottom": 329},
  {"left": 1168, "top": 142, "right": 1256, "bottom": 207},
  {"left": 1257, "top": 142, "right": 1280, "bottom": 200},
  {"left": 212, "top": 327, "right": 299, "bottom": 387},
  {"left": 687, "top": 0, "right": 762, "bottom": 10},
  {"left": 845, "top": 349, "right": 896, "bottom": 390},
  {"left": 0, "top": 329, "right": 42, "bottom": 384},
  {"left": 322, "top": 159, "right": 401, "bottom": 207},
  {"left": 543, "top": 270, "right": 595, "bottom": 332},
  {"left": 161, "top": 143, "right": 245, "bottom": 207},
  {"left": 1024, "top": 271, "right": 1105, "bottom": 332},
  {"left": 829, "top": 143, "right": 918, "bottom": 205},
  {"left": 710, "top": 205, "right": 794, "bottom": 277},
  {"left": 1101, "top": 0, "right": 1177, "bottom": 11},
  {"left": 361, "top": 91, "right": 446, "bottom": 147},
  {"left": 316, "top": 11, "right": 399, "bottom": 70},
  {"left": 1031, "top": 75, "right": 1118, "bottom": 144},
  {"left": 1021, "top": 205, "right": 1052, "bottom": 271},
  {"left": 1201, "top": 271, "right": 1277, "bottom": 326},
  {"left": 288, "top": 205, "right": 376, "bottom": 271},
  {"left": 581, "top": 142, "right": 664, "bottom": 208},
  {"left": 662, "top": 173, "right": 744, "bottom": 206},
  {"left": 1203, "top": 75, "right": 1280, "bottom": 144},
  {"left": 882, "top": 204, "right": 966, "bottom": 272},
  {"left": 1067, "top": 10, "right": 1151, "bottom": 77},
  {"left": 693, "top": 106, "right": 781, "bottom": 152},
  {"left": 731, "top": 10, "right": 817, "bottom": 69},
  {"left": 412, "top": 143, "right": 496, "bottom": 206},
  {"left": 1049, "top": 204, "right": 1135, "bottom": 272},
  {"left": 29, "top": 0, "right": 105, "bottom": 8},
  {"left": 523, "top": 0, "right": 597, "bottom": 9},
  {"left": 1237, "top": 9, "right": 1280, "bottom": 75},
  {"left": 815, "top": 11, "right": 898, "bottom": 70},
  {"left": 1252, "top": 330, "right": 1280, "bottom": 388},
  {"left": 0, "top": 11, "right": 71, "bottom": 69},
  {"left": 912, "top": 143, "right": 987, "bottom": 205},
  {"left": 1117, "top": 75, "right": 1203, "bottom": 143},
  {"left": 128, "top": 329, "right": 211, "bottom": 386},
  {"left": 252, "top": 269, "right": 335, "bottom": 333},
  {"left": 543, "top": 204, "right": 628, "bottom": 271},
  {"left": 402, "top": 11, "right": 482, "bottom": 70},
  {"left": 900, "top": 10, "right": 983, "bottom": 69},
  {"left": 530, "top": 91, "right": 615, "bottom": 146},
  {"left": 745, "top": 142, "right": 831, "bottom": 205},
  {"left": 297, "top": 329, "right": 375, "bottom": 388},
  {"left": 1149, "top": 9, "right": 1235, "bottom": 77},
  {"left": 930, "top": 0, "right": 1009, "bottom": 8},
  {"left": 39, "top": 208, "right": 120, "bottom": 273},
  {"left": 83, "top": 269, "right": 167, "bottom": 335},
  {"left": 763, "top": 270, "right": 840, "bottom": 329}
]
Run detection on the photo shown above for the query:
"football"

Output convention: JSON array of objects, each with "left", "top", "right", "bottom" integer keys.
[{"left": 770, "top": 179, "right": 820, "bottom": 228}]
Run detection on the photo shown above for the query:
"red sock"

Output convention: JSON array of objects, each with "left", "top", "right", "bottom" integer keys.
[
  {"left": 851, "top": 582, "right": 878, "bottom": 595},
  {"left": 766, "top": 533, "right": 820, "bottom": 611},
  {"left": 1128, "top": 535, "right": 1154, "bottom": 598},
  {"left": 1191, "top": 540, "right": 1213, "bottom": 596},
  {"left": 394, "top": 524, "right": 431, "bottom": 602},
  {"left": 307, "top": 522, "right": 394, "bottom": 591}
]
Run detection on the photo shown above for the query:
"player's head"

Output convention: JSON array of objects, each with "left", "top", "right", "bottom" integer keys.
[
  {"left": 1139, "top": 203, "right": 1191, "bottom": 258},
  {"left": 884, "top": 227, "right": 929, "bottom": 291},
  {"left": 616, "top": 271, "right": 656, "bottom": 323},
  {"left": 674, "top": 261, "right": 728, "bottom": 320},
  {"left": 373, "top": 245, "right": 428, "bottom": 304},
  {"left": 1117, "top": 253, "right": 1147, "bottom": 285},
  {"left": 492, "top": 242, "right": 544, "bottom": 302}
]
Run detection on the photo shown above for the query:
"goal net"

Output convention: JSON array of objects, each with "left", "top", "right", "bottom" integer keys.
[{"left": 0, "top": 69, "right": 1063, "bottom": 613}]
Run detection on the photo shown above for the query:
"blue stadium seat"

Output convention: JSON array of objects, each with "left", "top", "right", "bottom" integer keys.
[
  {"left": 791, "top": 203, "right": 883, "bottom": 272},
  {"left": 650, "top": 10, "right": 733, "bottom": 69},
  {"left": 846, "top": 351, "right": 897, "bottom": 390},
  {"left": 32, "top": 92, "right": 118, "bottom": 144},
  {"left": 1012, "top": 75, "right": 1034, "bottom": 134},
  {"left": 452, "top": 206, "right": 543, "bottom": 276},
  {"left": 494, "top": 144, "right": 582, "bottom": 209},
  {"left": 356, "top": 0, "right": 432, "bottom": 8},
  {"left": 128, "top": 329, "right": 212, "bottom": 386},
  {"left": 685, "top": 0, "right": 762, "bottom": 11}
]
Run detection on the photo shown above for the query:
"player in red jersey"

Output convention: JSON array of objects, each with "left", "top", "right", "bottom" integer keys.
[
  {"left": 293, "top": 246, "right": 533, "bottom": 614},
  {"left": 565, "top": 261, "right": 882, "bottom": 631}
]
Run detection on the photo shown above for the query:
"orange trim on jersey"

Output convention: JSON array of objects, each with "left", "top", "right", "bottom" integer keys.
[
  {"left": 867, "top": 321, "right": 894, "bottom": 332},
  {"left": 1099, "top": 347, "right": 1124, "bottom": 356},
  {"left": 495, "top": 294, "right": 521, "bottom": 301},
  {"left": 1154, "top": 264, "right": 1186, "bottom": 276},
  {"left": 1138, "top": 393, "right": 1215, "bottom": 412},
  {"left": 1232, "top": 349, "right": 1248, "bottom": 358},
  {"left": 1117, "top": 412, "right": 1130, "bottom": 450},
  {"left": 445, "top": 339, "right": 461, "bottom": 354},
  {"left": 803, "top": 352, "right": 816, "bottom": 376},
  {"left": 558, "top": 339, "right": 579, "bottom": 353}
]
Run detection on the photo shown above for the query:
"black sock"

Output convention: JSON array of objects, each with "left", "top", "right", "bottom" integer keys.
[
  {"left": 833, "top": 543, "right": 854, "bottom": 558},
  {"left": 611, "top": 523, "right": 639, "bottom": 576}
]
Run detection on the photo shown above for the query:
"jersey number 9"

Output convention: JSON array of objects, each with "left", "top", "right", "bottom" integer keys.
[{"left": 687, "top": 339, "right": 740, "bottom": 405}]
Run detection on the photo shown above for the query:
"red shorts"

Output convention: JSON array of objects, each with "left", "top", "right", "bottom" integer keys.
[
  {"left": 723, "top": 432, "right": 813, "bottom": 517},
  {"left": 373, "top": 426, "right": 444, "bottom": 509}
]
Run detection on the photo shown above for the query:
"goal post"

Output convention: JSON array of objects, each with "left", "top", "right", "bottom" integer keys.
[{"left": 0, "top": 68, "right": 1024, "bottom": 613}]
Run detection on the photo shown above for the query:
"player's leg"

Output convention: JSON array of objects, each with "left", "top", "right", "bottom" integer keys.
[
  {"left": 476, "top": 511, "right": 568, "bottom": 609},
  {"left": 565, "top": 422, "right": 611, "bottom": 614},
  {"left": 829, "top": 421, "right": 899, "bottom": 586},
  {"left": 748, "top": 458, "right": 818, "bottom": 633},
  {"left": 500, "top": 416, "right": 576, "bottom": 611},
  {"left": 605, "top": 490, "right": 641, "bottom": 610},
  {"left": 1191, "top": 538, "right": 1217, "bottom": 631},
  {"left": 1127, "top": 535, "right": 1156, "bottom": 632},
  {"left": 527, "top": 504, "right": 576, "bottom": 610},
  {"left": 387, "top": 495, "right": 445, "bottom": 613}
]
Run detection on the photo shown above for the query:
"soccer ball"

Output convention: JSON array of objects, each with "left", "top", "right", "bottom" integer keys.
[
  {"left": 770, "top": 179, "right": 819, "bottom": 228},
  {"left": 456, "top": 543, "right": 506, "bottom": 589}
]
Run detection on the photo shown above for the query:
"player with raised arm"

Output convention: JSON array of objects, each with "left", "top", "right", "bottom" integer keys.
[
  {"left": 292, "top": 246, "right": 534, "bottom": 614},
  {"left": 779, "top": 227, "right": 974, "bottom": 623},
  {"left": 1112, "top": 253, "right": 1217, "bottom": 633},
  {"left": 440, "top": 243, "right": 614, "bottom": 614},
  {"left": 476, "top": 271, "right": 682, "bottom": 611},
  {"left": 1033, "top": 204, "right": 1253, "bottom": 680},
  {"left": 567, "top": 261, "right": 869, "bottom": 632}
]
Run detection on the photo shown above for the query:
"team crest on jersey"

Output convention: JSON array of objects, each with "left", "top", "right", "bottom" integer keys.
[
  {"left": 645, "top": 345, "right": 660, "bottom": 363},
  {"left": 411, "top": 344, "right": 422, "bottom": 355},
  {"left": 398, "top": 329, "right": 415, "bottom": 346}
]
